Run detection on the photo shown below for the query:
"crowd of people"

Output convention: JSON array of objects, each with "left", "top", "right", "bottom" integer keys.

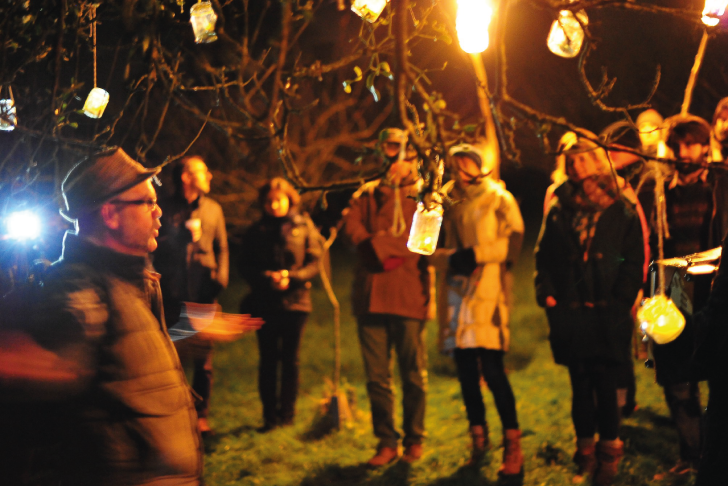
[{"left": 1, "top": 98, "right": 728, "bottom": 485}]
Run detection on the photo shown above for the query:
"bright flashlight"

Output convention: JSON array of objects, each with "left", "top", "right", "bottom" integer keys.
[{"left": 6, "top": 210, "right": 42, "bottom": 240}]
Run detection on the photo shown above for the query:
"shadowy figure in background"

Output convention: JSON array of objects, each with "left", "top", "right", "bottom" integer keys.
[
  {"left": 0, "top": 148, "right": 261, "bottom": 485},
  {"left": 637, "top": 115, "right": 728, "bottom": 476},
  {"left": 154, "top": 155, "right": 229, "bottom": 436},
  {"left": 238, "top": 177, "right": 322, "bottom": 432},
  {"left": 432, "top": 143, "right": 525, "bottom": 474},
  {"left": 535, "top": 133, "right": 644, "bottom": 486},
  {"left": 342, "top": 128, "right": 430, "bottom": 467},
  {"left": 710, "top": 97, "right": 728, "bottom": 164}
]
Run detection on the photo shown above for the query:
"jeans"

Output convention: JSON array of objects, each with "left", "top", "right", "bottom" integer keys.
[
  {"left": 454, "top": 348, "right": 519, "bottom": 430},
  {"left": 568, "top": 361, "right": 620, "bottom": 441},
  {"left": 256, "top": 311, "right": 308, "bottom": 425},
  {"left": 357, "top": 314, "right": 427, "bottom": 448}
]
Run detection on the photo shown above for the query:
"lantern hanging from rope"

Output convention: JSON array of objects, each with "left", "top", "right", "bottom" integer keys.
[
  {"left": 351, "top": 0, "right": 389, "bottom": 23},
  {"left": 407, "top": 199, "right": 444, "bottom": 256},
  {"left": 456, "top": 0, "right": 493, "bottom": 54},
  {"left": 0, "top": 86, "right": 17, "bottom": 131},
  {"left": 547, "top": 9, "right": 588, "bottom": 58},
  {"left": 702, "top": 0, "right": 728, "bottom": 26},
  {"left": 190, "top": 1, "right": 218, "bottom": 43},
  {"left": 83, "top": 6, "right": 109, "bottom": 118}
]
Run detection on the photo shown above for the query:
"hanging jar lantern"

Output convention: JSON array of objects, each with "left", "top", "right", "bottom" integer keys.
[
  {"left": 83, "top": 87, "right": 110, "bottom": 118},
  {"left": 637, "top": 294, "right": 685, "bottom": 345},
  {"left": 190, "top": 1, "right": 218, "bottom": 44},
  {"left": 456, "top": 0, "right": 493, "bottom": 54},
  {"left": 0, "top": 87, "right": 17, "bottom": 131},
  {"left": 547, "top": 9, "right": 588, "bottom": 58},
  {"left": 351, "top": 0, "right": 389, "bottom": 23},
  {"left": 702, "top": 0, "right": 728, "bottom": 26},
  {"left": 83, "top": 5, "right": 110, "bottom": 119},
  {"left": 407, "top": 198, "right": 444, "bottom": 256}
]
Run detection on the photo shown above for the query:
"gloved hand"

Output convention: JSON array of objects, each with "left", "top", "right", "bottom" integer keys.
[
  {"left": 448, "top": 247, "right": 477, "bottom": 276},
  {"left": 383, "top": 257, "right": 405, "bottom": 272}
]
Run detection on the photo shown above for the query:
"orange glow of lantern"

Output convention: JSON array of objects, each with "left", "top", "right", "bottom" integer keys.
[
  {"left": 407, "top": 200, "right": 444, "bottom": 255},
  {"left": 83, "top": 87, "right": 109, "bottom": 119},
  {"left": 547, "top": 9, "right": 588, "bottom": 58},
  {"left": 351, "top": 0, "right": 389, "bottom": 23},
  {"left": 702, "top": 0, "right": 728, "bottom": 26},
  {"left": 190, "top": 1, "right": 218, "bottom": 44},
  {"left": 637, "top": 295, "right": 685, "bottom": 345},
  {"left": 456, "top": 0, "right": 493, "bottom": 54}
]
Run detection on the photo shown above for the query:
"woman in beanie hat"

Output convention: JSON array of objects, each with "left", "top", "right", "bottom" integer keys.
[
  {"left": 535, "top": 132, "right": 644, "bottom": 485},
  {"left": 433, "top": 143, "right": 525, "bottom": 474}
]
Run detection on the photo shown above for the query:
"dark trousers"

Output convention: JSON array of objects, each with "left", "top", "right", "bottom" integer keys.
[
  {"left": 568, "top": 361, "right": 620, "bottom": 441},
  {"left": 357, "top": 314, "right": 427, "bottom": 449},
  {"left": 697, "top": 380, "right": 727, "bottom": 485},
  {"left": 454, "top": 348, "right": 519, "bottom": 430},
  {"left": 192, "top": 343, "right": 214, "bottom": 418},
  {"left": 663, "top": 382, "right": 702, "bottom": 464},
  {"left": 256, "top": 311, "right": 308, "bottom": 425}
]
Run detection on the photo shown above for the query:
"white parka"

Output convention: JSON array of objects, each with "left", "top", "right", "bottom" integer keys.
[{"left": 435, "top": 178, "right": 524, "bottom": 353}]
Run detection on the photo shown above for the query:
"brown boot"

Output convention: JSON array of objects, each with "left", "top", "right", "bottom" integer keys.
[
  {"left": 466, "top": 425, "right": 490, "bottom": 466},
  {"left": 498, "top": 429, "right": 524, "bottom": 476},
  {"left": 572, "top": 437, "right": 596, "bottom": 484},
  {"left": 594, "top": 439, "right": 624, "bottom": 486},
  {"left": 366, "top": 446, "right": 400, "bottom": 467}
]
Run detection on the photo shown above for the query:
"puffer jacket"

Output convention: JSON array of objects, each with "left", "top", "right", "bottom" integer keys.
[
  {"left": 437, "top": 178, "right": 524, "bottom": 353},
  {"left": 17, "top": 233, "right": 202, "bottom": 485},
  {"left": 535, "top": 181, "right": 644, "bottom": 365},
  {"left": 239, "top": 211, "right": 322, "bottom": 314}
]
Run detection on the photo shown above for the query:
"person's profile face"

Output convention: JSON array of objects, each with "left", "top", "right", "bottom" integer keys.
[
  {"left": 107, "top": 179, "right": 162, "bottom": 255},
  {"left": 264, "top": 190, "right": 290, "bottom": 218},
  {"left": 714, "top": 113, "right": 728, "bottom": 143},
  {"left": 184, "top": 159, "right": 212, "bottom": 194}
]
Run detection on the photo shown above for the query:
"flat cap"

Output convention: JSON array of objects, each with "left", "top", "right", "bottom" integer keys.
[{"left": 61, "top": 147, "right": 160, "bottom": 222}]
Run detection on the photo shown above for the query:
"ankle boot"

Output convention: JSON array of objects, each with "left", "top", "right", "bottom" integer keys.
[
  {"left": 498, "top": 429, "right": 524, "bottom": 476},
  {"left": 572, "top": 437, "right": 596, "bottom": 484},
  {"left": 466, "top": 425, "right": 490, "bottom": 466},
  {"left": 594, "top": 439, "right": 624, "bottom": 486}
]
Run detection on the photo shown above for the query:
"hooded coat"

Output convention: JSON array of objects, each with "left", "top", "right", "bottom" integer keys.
[
  {"left": 438, "top": 178, "right": 524, "bottom": 353},
  {"left": 535, "top": 181, "right": 644, "bottom": 365}
]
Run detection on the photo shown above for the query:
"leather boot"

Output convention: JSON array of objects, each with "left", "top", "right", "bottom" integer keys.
[
  {"left": 466, "top": 425, "right": 490, "bottom": 466},
  {"left": 572, "top": 437, "right": 596, "bottom": 484},
  {"left": 498, "top": 429, "right": 524, "bottom": 476},
  {"left": 366, "top": 446, "right": 400, "bottom": 467},
  {"left": 594, "top": 439, "right": 624, "bottom": 486}
]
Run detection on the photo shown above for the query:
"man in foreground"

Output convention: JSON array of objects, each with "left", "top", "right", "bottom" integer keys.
[{"left": 0, "top": 147, "right": 260, "bottom": 485}]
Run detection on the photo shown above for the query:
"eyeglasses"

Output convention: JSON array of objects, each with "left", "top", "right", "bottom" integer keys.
[{"left": 110, "top": 198, "right": 158, "bottom": 211}]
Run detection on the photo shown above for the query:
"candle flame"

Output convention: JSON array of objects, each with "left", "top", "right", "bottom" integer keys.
[
  {"left": 702, "top": 0, "right": 727, "bottom": 26},
  {"left": 456, "top": 0, "right": 493, "bottom": 54}
]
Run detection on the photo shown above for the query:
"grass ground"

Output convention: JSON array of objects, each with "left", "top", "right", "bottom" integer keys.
[{"left": 205, "top": 239, "right": 699, "bottom": 486}]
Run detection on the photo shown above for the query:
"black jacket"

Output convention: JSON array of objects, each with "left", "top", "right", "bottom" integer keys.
[
  {"left": 535, "top": 182, "right": 645, "bottom": 365},
  {"left": 239, "top": 211, "right": 322, "bottom": 314}
]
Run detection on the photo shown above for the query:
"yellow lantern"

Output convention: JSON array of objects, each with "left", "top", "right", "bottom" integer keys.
[
  {"left": 83, "top": 87, "right": 110, "bottom": 119},
  {"left": 190, "top": 1, "right": 218, "bottom": 44},
  {"left": 456, "top": 0, "right": 493, "bottom": 54},
  {"left": 351, "top": 0, "right": 389, "bottom": 23},
  {"left": 407, "top": 200, "right": 444, "bottom": 256},
  {"left": 636, "top": 294, "right": 686, "bottom": 345},
  {"left": 702, "top": 0, "right": 728, "bottom": 26},
  {"left": 547, "top": 9, "right": 588, "bottom": 58},
  {"left": 0, "top": 98, "right": 17, "bottom": 131}
]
